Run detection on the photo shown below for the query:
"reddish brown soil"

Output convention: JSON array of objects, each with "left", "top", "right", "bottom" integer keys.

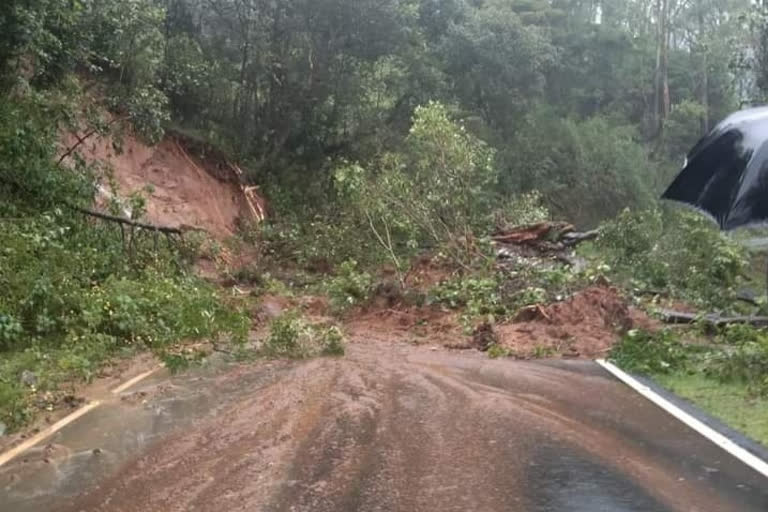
[
  {"left": 497, "top": 286, "right": 656, "bottom": 359},
  {"left": 62, "top": 130, "right": 260, "bottom": 239},
  {"left": 345, "top": 306, "right": 467, "bottom": 346},
  {"left": 46, "top": 343, "right": 758, "bottom": 512},
  {"left": 402, "top": 255, "right": 455, "bottom": 290}
]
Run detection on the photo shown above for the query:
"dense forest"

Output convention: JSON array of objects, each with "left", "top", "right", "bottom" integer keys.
[
  {"left": 3, "top": 0, "right": 768, "bottom": 434},
  {"left": 3, "top": 0, "right": 767, "bottom": 222}
]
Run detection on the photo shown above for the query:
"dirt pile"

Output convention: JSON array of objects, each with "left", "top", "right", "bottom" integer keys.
[
  {"left": 62, "top": 129, "right": 265, "bottom": 239},
  {"left": 346, "top": 306, "right": 466, "bottom": 346},
  {"left": 497, "top": 286, "right": 655, "bottom": 359}
]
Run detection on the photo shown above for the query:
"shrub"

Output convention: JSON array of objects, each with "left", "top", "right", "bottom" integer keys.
[
  {"left": 610, "top": 329, "right": 691, "bottom": 375},
  {"left": 702, "top": 325, "right": 768, "bottom": 394},
  {"left": 492, "top": 191, "right": 551, "bottom": 231},
  {"left": 596, "top": 207, "right": 748, "bottom": 308},
  {"left": 263, "top": 311, "right": 307, "bottom": 358},
  {"left": 430, "top": 276, "right": 506, "bottom": 319},
  {"left": 0, "top": 205, "right": 249, "bottom": 431},
  {"left": 326, "top": 260, "right": 373, "bottom": 312},
  {"left": 320, "top": 326, "right": 346, "bottom": 356},
  {"left": 501, "top": 110, "right": 654, "bottom": 227},
  {"left": 256, "top": 212, "right": 379, "bottom": 271},
  {"left": 335, "top": 101, "right": 498, "bottom": 271},
  {"left": 263, "top": 312, "right": 346, "bottom": 359}
]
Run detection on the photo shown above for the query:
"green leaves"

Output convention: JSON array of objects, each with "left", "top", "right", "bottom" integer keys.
[
  {"left": 611, "top": 329, "right": 691, "bottom": 375},
  {"left": 596, "top": 208, "right": 748, "bottom": 308},
  {"left": 325, "top": 260, "right": 373, "bottom": 313},
  {"left": 502, "top": 110, "right": 654, "bottom": 227},
  {"left": 336, "top": 101, "right": 498, "bottom": 269},
  {"left": 263, "top": 311, "right": 345, "bottom": 359}
]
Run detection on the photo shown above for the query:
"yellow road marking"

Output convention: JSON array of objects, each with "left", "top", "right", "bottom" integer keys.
[
  {"left": 0, "top": 401, "right": 102, "bottom": 468},
  {"left": 0, "top": 365, "right": 160, "bottom": 468},
  {"left": 110, "top": 368, "right": 159, "bottom": 395}
]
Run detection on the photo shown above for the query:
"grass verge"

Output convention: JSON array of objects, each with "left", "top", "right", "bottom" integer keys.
[{"left": 656, "top": 373, "right": 768, "bottom": 447}]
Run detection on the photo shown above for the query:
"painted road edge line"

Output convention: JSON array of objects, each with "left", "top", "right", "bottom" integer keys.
[
  {"left": 111, "top": 368, "right": 159, "bottom": 395},
  {"left": 596, "top": 358, "right": 768, "bottom": 479},
  {"left": 0, "top": 401, "right": 102, "bottom": 468},
  {"left": 0, "top": 366, "right": 160, "bottom": 468}
]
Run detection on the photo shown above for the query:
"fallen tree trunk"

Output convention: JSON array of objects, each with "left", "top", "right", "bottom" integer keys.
[
  {"left": 70, "top": 205, "right": 183, "bottom": 235},
  {"left": 660, "top": 309, "right": 768, "bottom": 328},
  {"left": 492, "top": 222, "right": 600, "bottom": 267},
  {"left": 492, "top": 222, "right": 599, "bottom": 250},
  {"left": 561, "top": 229, "right": 600, "bottom": 247}
]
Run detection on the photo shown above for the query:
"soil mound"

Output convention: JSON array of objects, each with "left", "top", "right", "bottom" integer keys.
[
  {"left": 497, "top": 286, "right": 654, "bottom": 359},
  {"left": 346, "top": 306, "right": 466, "bottom": 346}
]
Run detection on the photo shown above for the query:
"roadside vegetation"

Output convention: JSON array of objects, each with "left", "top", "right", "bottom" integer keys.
[
  {"left": 611, "top": 326, "right": 768, "bottom": 444},
  {"left": 2, "top": 0, "right": 768, "bottom": 445}
]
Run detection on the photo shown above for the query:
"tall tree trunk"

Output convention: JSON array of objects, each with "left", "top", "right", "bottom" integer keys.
[
  {"left": 698, "top": 0, "right": 709, "bottom": 134},
  {"left": 654, "top": 0, "right": 670, "bottom": 137}
]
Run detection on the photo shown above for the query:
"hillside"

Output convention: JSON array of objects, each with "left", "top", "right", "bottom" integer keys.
[{"left": 62, "top": 129, "right": 265, "bottom": 238}]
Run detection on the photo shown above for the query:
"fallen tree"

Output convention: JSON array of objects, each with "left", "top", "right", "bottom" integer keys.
[
  {"left": 492, "top": 222, "right": 599, "bottom": 267},
  {"left": 660, "top": 309, "right": 768, "bottom": 328},
  {"left": 492, "top": 222, "right": 599, "bottom": 251}
]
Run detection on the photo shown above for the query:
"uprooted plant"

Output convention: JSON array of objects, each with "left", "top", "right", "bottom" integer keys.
[{"left": 262, "top": 311, "right": 346, "bottom": 359}]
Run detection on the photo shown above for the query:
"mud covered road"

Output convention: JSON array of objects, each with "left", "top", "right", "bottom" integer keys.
[{"left": 2, "top": 341, "right": 767, "bottom": 512}]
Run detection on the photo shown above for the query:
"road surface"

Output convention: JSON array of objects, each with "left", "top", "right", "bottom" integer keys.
[{"left": 1, "top": 341, "right": 766, "bottom": 511}]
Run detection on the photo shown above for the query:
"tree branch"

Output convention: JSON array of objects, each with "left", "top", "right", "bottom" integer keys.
[
  {"left": 69, "top": 205, "right": 183, "bottom": 235},
  {"left": 660, "top": 309, "right": 768, "bottom": 328}
]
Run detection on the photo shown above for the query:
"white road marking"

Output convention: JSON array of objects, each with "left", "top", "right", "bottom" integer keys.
[{"left": 596, "top": 359, "right": 768, "bottom": 479}]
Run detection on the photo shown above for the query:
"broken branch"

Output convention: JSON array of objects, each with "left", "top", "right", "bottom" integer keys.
[
  {"left": 660, "top": 309, "right": 768, "bottom": 328},
  {"left": 70, "top": 205, "right": 183, "bottom": 235}
]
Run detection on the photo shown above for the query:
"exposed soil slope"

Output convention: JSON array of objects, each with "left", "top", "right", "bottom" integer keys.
[
  {"left": 63, "top": 130, "right": 265, "bottom": 238},
  {"left": 498, "top": 286, "right": 656, "bottom": 359}
]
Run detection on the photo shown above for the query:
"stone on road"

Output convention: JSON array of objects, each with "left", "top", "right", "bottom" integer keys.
[{"left": 1, "top": 342, "right": 766, "bottom": 512}]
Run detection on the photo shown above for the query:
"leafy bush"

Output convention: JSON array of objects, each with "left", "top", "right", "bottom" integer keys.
[
  {"left": 700, "top": 325, "right": 768, "bottom": 394},
  {"left": 336, "top": 101, "right": 498, "bottom": 271},
  {"left": 493, "top": 191, "right": 551, "bottom": 230},
  {"left": 610, "top": 329, "right": 691, "bottom": 374},
  {"left": 256, "top": 212, "right": 380, "bottom": 271},
  {"left": 320, "top": 326, "right": 346, "bottom": 356},
  {"left": 596, "top": 208, "right": 748, "bottom": 308},
  {"left": 326, "top": 260, "right": 373, "bottom": 312},
  {"left": 263, "top": 312, "right": 346, "bottom": 358},
  {"left": 430, "top": 276, "right": 506, "bottom": 320},
  {"left": 613, "top": 325, "right": 768, "bottom": 395},
  {"left": 663, "top": 100, "right": 708, "bottom": 159},
  {"left": 487, "top": 344, "right": 515, "bottom": 359},
  {"left": 0, "top": 98, "right": 250, "bottom": 430},
  {"left": 501, "top": 110, "right": 654, "bottom": 227}
]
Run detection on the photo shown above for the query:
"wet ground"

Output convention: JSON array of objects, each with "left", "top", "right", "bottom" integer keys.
[{"left": 1, "top": 341, "right": 766, "bottom": 512}]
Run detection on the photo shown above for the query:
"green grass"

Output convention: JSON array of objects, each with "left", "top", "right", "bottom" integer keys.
[{"left": 656, "top": 373, "right": 768, "bottom": 446}]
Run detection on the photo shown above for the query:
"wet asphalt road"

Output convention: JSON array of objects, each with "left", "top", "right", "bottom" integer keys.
[{"left": 1, "top": 341, "right": 766, "bottom": 512}]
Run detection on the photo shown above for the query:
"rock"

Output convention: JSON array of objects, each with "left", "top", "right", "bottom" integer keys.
[
  {"left": 0, "top": 422, "right": 6, "bottom": 436},
  {"left": 21, "top": 370, "right": 37, "bottom": 387}
]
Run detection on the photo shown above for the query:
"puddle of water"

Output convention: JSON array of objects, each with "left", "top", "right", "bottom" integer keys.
[
  {"left": 0, "top": 360, "right": 285, "bottom": 512},
  {"left": 525, "top": 444, "right": 672, "bottom": 512}
]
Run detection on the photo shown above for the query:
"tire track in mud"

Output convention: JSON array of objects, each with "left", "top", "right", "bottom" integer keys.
[{"left": 55, "top": 343, "right": 768, "bottom": 512}]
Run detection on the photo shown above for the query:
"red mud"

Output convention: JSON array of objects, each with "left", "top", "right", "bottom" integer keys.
[
  {"left": 346, "top": 306, "right": 467, "bottom": 346},
  {"left": 62, "top": 129, "right": 263, "bottom": 239},
  {"left": 497, "top": 286, "right": 656, "bottom": 359}
]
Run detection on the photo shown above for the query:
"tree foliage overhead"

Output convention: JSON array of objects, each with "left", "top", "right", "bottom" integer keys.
[
  {"left": 3, "top": 0, "right": 768, "bottom": 431},
  {"left": 2, "top": 0, "right": 760, "bottom": 219}
]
